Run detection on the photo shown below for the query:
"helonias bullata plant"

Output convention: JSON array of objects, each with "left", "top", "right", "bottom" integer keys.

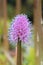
[{"left": 8, "top": 14, "right": 31, "bottom": 65}]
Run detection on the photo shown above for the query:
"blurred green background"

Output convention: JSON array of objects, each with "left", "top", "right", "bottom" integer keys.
[{"left": 0, "top": 0, "right": 43, "bottom": 65}]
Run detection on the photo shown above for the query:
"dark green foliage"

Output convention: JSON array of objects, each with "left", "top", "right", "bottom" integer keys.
[
  {"left": 7, "top": 0, "right": 16, "bottom": 6},
  {"left": 9, "top": 43, "right": 15, "bottom": 50},
  {"left": 7, "top": 5, "right": 15, "bottom": 20},
  {"left": 7, "top": 0, "right": 43, "bottom": 23},
  {"left": 21, "top": 0, "right": 26, "bottom": 6},
  {"left": 26, "top": 5, "right": 33, "bottom": 24}
]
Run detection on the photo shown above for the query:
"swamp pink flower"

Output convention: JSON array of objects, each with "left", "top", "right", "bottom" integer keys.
[{"left": 8, "top": 14, "right": 31, "bottom": 44}]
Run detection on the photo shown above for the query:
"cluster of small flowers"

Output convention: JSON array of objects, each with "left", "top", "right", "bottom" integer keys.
[{"left": 8, "top": 14, "right": 31, "bottom": 44}]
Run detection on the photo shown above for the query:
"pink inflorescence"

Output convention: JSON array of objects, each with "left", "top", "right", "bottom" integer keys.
[{"left": 8, "top": 14, "right": 31, "bottom": 44}]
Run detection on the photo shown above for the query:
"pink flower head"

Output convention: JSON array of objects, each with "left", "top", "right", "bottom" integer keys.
[{"left": 8, "top": 14, "right": 31, "bottom": 44}]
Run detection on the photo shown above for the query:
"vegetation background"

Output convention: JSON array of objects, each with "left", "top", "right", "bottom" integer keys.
[{"left": 0, "top": 0, "right": 43, "bottom": 65}]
